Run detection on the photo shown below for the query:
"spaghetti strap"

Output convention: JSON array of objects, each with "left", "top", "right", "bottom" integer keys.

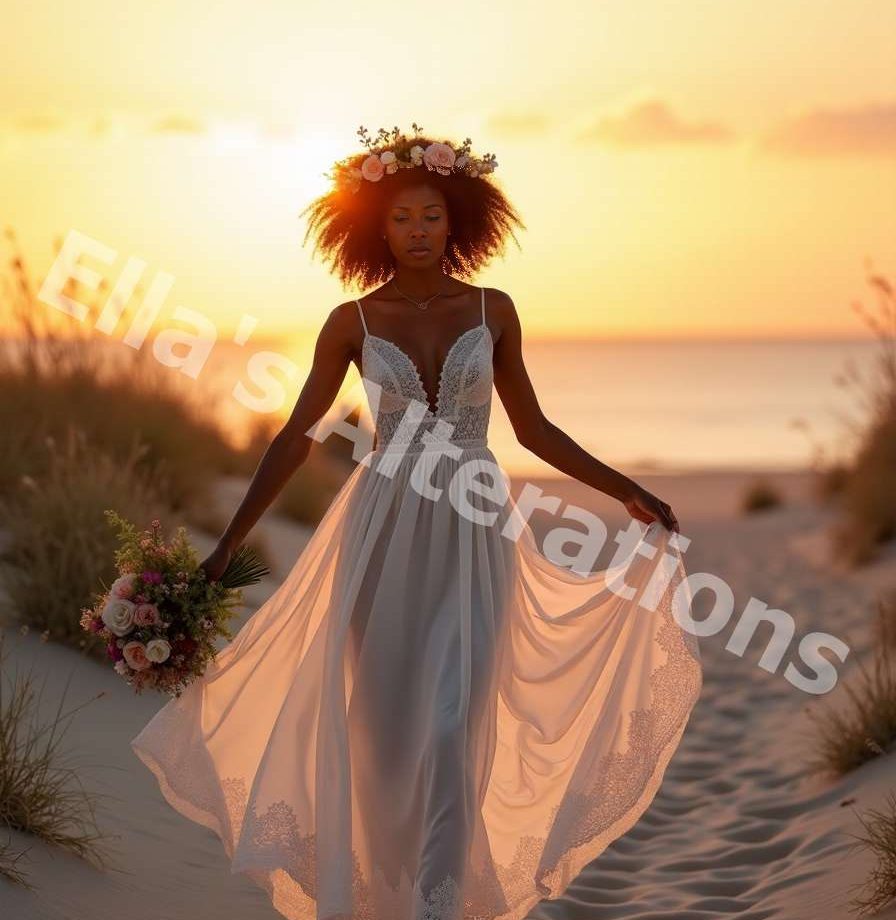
[
  {"left": 355, "top": 299, "right": 368, "bottom": 337},
  {"left": 480, "top": 286, "right": 486, "bottom": 326}
]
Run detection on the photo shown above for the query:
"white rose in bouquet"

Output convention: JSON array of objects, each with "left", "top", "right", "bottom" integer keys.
[
  {"left": 145, "top": 638, "right": 172, "bottom": 663},
  {"left": 101, "top": 597, "right": 136, "bottom": 636}
]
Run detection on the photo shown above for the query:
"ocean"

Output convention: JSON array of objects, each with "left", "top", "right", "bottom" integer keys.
[
  {"left": 223, "top": 335, "right": 879, "bottom": 478},
  {"left": 7, "top": 333, "right": 878, "bottom": 478}
]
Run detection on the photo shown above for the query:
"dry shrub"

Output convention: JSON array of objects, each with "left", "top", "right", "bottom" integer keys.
[
  {"left": 0, "top": 629, "right": 116, "bottom": 886},
  {"left": 740, "top": 477, "right": 783, "bottom": 514},
  {"left": 848, "top": 791, "right": 896, "bottom": 916},
  {"left": 807, "top": 596, "right": 896, "bottom": 777}
]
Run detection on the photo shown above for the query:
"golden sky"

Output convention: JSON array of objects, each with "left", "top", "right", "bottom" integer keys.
[{"left": 2, "top": 0, "right": 894, "bottom": 346}]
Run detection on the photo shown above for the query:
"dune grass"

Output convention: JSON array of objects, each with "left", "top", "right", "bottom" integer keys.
[
  {"left": 848, "top": 791, "right": 896, "bottom": 917},
  {"left": 0, "top": 628, "right": 115, "bottom": 886},
  {"left": 807, "top": 595, "right": 896, "bottom": 777},
  {"left": 0, "top": 227, "right": 240, "bottom": 513},
  {"left": 740, "top": 477, "right": 783, "bottom": 514},
  {"left": 823, "top": 269, "right": 896, "bottom": 567},
  {"left": 0, "top": 428, "right": 169, "bottom": 656}
]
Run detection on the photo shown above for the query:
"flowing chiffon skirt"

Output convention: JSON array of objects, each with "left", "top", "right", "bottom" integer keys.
[{"left": 131, "top": 443, "right": 702, "bottom": 920}]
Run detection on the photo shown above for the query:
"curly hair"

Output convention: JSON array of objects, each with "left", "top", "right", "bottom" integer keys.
[{"left": 298, "top": 132, "right": 526, "bottom": 290}]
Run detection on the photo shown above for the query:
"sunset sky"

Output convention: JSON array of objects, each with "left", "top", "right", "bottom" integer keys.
[{"left": 2, "top": 0, "right": 894, "bottom": 352}]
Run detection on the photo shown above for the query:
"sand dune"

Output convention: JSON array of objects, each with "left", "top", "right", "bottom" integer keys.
[{"left": 1, "top": 466, "right": 895, "bottom": 920}]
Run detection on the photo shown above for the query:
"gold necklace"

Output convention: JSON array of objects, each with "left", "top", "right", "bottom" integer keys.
[{"left": 391, "top": 278, "right": 448, "bottom": 311}]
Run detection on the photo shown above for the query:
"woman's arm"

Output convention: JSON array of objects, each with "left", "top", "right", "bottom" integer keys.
[
  {"left": 491, "top": 290, "right": 679, "bottom": 533},
  {"left": 200, "top": 303, "right": 359, "bottom": 579}
]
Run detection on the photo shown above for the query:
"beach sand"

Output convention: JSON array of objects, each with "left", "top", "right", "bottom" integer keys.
[{"left": 2, "top": 464, "right": 895, "bottom": 920}]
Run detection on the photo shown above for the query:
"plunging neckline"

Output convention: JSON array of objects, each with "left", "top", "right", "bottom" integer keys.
[{"left": 363, "top": 323, "right": 491, "bottom": 416}]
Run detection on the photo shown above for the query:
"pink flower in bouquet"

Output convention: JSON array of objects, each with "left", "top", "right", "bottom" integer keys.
[
  {"left": 133, "top": 603, "right": 162, "bottom": 627},
  {"left": 110, "top": 573, "right": 137, "bottom": 599},
  {"left": 107, "top": 640, "right": 124, "bottom": 661},
  {"left": 141, "top": 570, "right": 163, "bottom": 585},
  {"left": 123, "top": 640, "right": 152, "bottom": 671}
]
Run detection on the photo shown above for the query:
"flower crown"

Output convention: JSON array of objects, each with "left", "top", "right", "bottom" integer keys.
[{"left": 325, "top": 123, "right": 498, "bottom": 195}]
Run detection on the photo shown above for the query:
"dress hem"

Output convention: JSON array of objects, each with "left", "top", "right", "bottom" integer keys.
[{"left": 131, "top": 663, "right": 702, "bottom": 920}]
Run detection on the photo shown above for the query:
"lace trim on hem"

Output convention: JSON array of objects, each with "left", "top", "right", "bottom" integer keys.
[{"left": 131, "top": 626, "right": 702, "bottom": 920}]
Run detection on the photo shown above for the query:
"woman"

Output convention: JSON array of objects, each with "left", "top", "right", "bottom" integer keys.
[{"left": 130, "top": 125, "right": 702, "bottom": 920}]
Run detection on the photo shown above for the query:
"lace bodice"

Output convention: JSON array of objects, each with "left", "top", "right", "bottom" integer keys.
[{"left": 356, "top": 287, "right": 494, "bottom": 452}]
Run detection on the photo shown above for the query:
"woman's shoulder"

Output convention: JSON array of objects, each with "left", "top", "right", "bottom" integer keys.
[
  {"left": 311, "top": 299, "right": 367, "bottom": 359},
  {"left": 482, "top": 286, "right": 515, "bottom": 312},
  {"left": 482, "top": 287, "right": 517, "bottom": 343}
]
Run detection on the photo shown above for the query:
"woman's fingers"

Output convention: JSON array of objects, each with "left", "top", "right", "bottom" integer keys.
[{"left": 658, "top": 499, "right": 679, "bottom": 532}]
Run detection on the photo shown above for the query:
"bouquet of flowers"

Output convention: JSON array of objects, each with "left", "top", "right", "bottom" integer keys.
[{"left": 80, "top": 511, "right": 269, "bottom": 697}]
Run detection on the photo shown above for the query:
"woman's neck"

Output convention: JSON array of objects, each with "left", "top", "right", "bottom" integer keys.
[{"left": 389, "top": 267, "right": 454, "bottom": 300}]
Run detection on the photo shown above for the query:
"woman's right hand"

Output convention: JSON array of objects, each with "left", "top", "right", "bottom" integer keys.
[{"left": 199, "top": 543, "right": 233, "bottom": 583}]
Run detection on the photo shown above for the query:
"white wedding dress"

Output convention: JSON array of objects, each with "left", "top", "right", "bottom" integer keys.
[{"left": 131, "top": 286, "right": 702, "bottom": 920}]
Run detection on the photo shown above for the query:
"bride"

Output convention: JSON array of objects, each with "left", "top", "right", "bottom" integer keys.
[{"left": 130, "top": 124, "right": 702, "bottom": 920}]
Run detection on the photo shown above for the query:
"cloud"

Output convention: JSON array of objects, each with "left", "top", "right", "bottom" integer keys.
[
  {"left": 12, "top": 112, "right": 65, "bottom": 134},
  {"left": 486, "top": 112, "right": 552, "bottom": 138},
  {"left": 151, "top": 114, "right": 206, "bottom": 135},
  {"left": 761, "top": 102, "right": 896, "bottom": 157},
  {"left": 580, "top": 100, "right": 734, "bottom": 149}
]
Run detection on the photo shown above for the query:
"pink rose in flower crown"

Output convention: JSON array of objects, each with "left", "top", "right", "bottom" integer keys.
[
  {"left": 133, "top": 603, "right": 162, "bottom": 627},
  {"left": 423, "top": 142, "right": 456, "bottom": 175},
  {"left": 123, "top": 640, "right": 152, "bottom": 671},
  {"left": 360, "top": 154, "right": 385, "bottom": 183}
]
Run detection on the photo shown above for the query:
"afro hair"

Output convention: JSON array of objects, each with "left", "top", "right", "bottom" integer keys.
[{"left": 299, "top": 129, "right": 526, "bottom": 290}]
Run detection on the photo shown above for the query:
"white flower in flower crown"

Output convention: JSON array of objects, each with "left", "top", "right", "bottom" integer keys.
[
  {"left": 455, "top": 154, "right": 469, "bottom": 170},
  {"left": 409, "top": 144, "right": 424, "bottom": 165},
  {"left": 379, "top": 150, "right": 399, "bottom": 174}
]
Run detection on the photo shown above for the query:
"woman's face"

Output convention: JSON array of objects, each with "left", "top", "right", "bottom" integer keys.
[{"left": 382, "top": 184, "right": 450, "bottom": 269}]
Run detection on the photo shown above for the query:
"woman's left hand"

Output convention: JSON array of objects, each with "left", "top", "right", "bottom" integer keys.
[{"left": 622, "top": 484, "right": 680, "bottom": 533}]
